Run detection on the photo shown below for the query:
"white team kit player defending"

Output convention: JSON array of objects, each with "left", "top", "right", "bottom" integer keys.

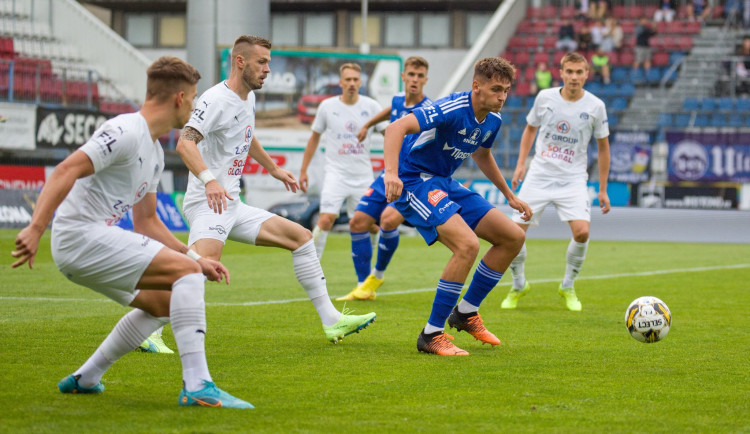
[
  {"left": 176, "top": 35, "right": 375, "bottom": 343},
  {"left": 11, "top": 57, "right": 254, "bottom": 408},
  {"left": 298, "top": 63, "right": 385, "bottom": 259},
  {"left": 500, "top": 52, "right": 611, "bottom": 312}
]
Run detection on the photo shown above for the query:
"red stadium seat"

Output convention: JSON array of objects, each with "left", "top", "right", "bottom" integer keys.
[
  {"left": 514, "top": 81, "right": 531, "bottom": 96},
  {"left": 540, "top": 5, "right": 556, "bottom": 19},
  {"left": 508, "top": 36, "right": 524, "bottom": 51},
  {"left": 553, "top": 51, "right": 566, "bottom": 66},
  {"left": 523, "top": 36, "right": 539, "bottom": 50},
  {"left": 516, "top": 20, "right": 534, "bottom": 34},
  {"left": 677, "top": 36, "right": 693, "bottom": 51},
  {"left": 619, "top": 51, "right": 635, "bottom": 66},
  {"left": 626, "top": 6, "right": 643, "bottom": 19},
  {"left": 524, "top": 67, "right": 536, "bottom": 82},
  {"left": 514, "top": 51, "right": 530, "bottom": 65},
  {"left": 542, "top": 35, "right": 557, "bottom": 50},
  {"left": 652, "top": 51, "right": 670, "bottom": 67},
  {"left": 560, "top": 6, "right": 576, "bottom": 19},
  {"left": 530, "top": 51, "right": 549, "bottom": 66},
  {"left": 612, "top": 5, "right": 626, "bottom": 18},
  {"left": 526, "top": 6, "right": 542, "bottom": 19}
]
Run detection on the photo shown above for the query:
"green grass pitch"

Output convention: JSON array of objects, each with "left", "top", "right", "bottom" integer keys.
[{"left": 1, "top": 228, "right": 749, "bottom": 432}]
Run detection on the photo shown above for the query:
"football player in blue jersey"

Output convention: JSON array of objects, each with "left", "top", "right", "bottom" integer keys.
[
  {"left": 337, "top": 56, "right": 433, "bottom": 301},
  {"left": 382, "top": 57, "right": 533, "bottom": 356}
]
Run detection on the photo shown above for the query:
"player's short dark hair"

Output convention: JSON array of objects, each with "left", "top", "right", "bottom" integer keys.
[
  {"left": 404, "top": 56, "right": 429, "bottom": 71},
  {"left": 146, "top": 56, "right": 201, "bottom": 102},
  {"left": 339, "top": 62, "right": 361, "bottom": 75},
  {"left": 474, "top": 57, "right": 516, "bottom": 84},
  {"left": 560, "top": 52, "right": 589, "bottom": 70}
]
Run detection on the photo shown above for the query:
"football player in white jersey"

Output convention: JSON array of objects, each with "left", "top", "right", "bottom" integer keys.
[
  {"left": 502, "top": 52, "right": 611, "bottom": 312},
  {"left": 336, "top": 56, "right": 432, "bottom": 301},
  {"left": 11, "top": 57, "right": 253, "bottom": 408},
  {"left": 298, "top": 63, "right": 384, "bottom": 259},
  {"left": 176, "top": 36, "right": 375, "bottom": 344}
]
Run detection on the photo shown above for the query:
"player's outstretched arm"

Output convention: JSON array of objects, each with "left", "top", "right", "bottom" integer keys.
[
  {"left": 248, "top": 136, "right": 299, "bottom": 193},
  {"left": 176, "top": 126, "right": 233, "bottom": 214},
  {"left": 596, "top": 136, "right": 611, "bottom": 214},
  {"left": 11, "top": 150, "right": 94, "bottom": 269},
  {"left": 512, "top": 124, "right": 538, "bottom": 190},
  {"left": 299, "top": 131, "right": 321, "bottom": 193},
  {"left": 357, "top": 105, "right": 391, "bottom": 142}
]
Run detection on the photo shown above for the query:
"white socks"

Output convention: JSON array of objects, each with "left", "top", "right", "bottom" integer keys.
[
  {"left": 509, "top": 242, "right": 527, "bottom": 290},
  {"left": 292, "top": 240, "right": 341, "bottom": 327},
  {"left": 562, "top": 239, "right": 588, "bottom": 289},
  {"left": 311, "top": 226, "right": 328, "bottom": 260},
  {"left": 170, "top": 273, "right": 212, "bottom": 392},
  {"left": 457, "top": 298, "right": 479, "bottom": 314},
  {"left": 75, "top": 309, "right": 168, "bottom": 388}
]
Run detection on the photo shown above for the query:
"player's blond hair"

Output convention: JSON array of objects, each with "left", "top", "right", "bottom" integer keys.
[
  {"left": 404, "top": 56, "right": 429, "bottom": 71},
  {"left": 560, "top": 52, "right": 589, "bottom": 70},
  {"left": 474, "top": 57, "right": 516, "bottom": 84},
  {"left": 146, "top": 56, "right": 201, "bottom": 102},
  {"left": 339, "top": 62, "right": 361, "bottom": 75}
]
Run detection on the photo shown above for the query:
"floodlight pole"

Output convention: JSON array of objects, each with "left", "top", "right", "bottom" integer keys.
[{"left": 360, "top": 0, "right": 370, "bottom": 54}]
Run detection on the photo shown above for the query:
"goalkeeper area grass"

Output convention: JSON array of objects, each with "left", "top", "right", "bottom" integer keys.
[{"left": 1, "top": 229, "right": 749, "bottom": 432}]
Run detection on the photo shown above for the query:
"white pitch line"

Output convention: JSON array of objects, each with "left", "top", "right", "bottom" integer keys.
[{"left": 2, "top": 263, "right": 748, "bottom": 306}]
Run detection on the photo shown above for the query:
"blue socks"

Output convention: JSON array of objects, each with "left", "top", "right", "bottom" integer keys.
[
  {"left": 427, "top": 279, "right": 463, "bottom": 329},
  {"left": 374, "top": 228, "right": 399, "bottom": 273},
  {"left": 350, "top": 231, "right": 372, "bottom": 283},
  {"left": 463, "top": 260, "right": 503, "bottom": 307}
]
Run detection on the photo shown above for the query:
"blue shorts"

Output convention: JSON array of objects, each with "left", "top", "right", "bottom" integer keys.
[
  {"left": 355, "top": 174, "right": 396, "bottom": 223},
  {"left": 394, "top": 175, "right": 494, "bottom": 245}
]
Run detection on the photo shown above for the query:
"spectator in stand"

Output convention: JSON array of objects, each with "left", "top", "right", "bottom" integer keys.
[
  {"left": 591, "top": 47, "right": 611, "bottom": 84},
  {"left": 686, "top": 0, "right": 711, "bottom": 22},
  {"left": 530, "top": 61, "right": 554, "bottom": 95},
  {"left": 653, "top": 0, "right": 677, "bottom": 22},
  {"left": 633, "top": 17, "right": 656, "bottom": 75},
  {"left": 591, "top": 19, "right": 606, "bottom": 50},
  {"left": 589, "top": 0, "right": 611, "bottom": 19},
  {"left": 603, "top": 17, "right": 623, "bottom": 52},
  {"left": 735, "top": 36, "right": 750, "bottom": 94},
  {"left": 724, "top": 0, "right": 743, "bottom": 29},
  {"left": 577, "top": 20, "right": 594, "bottom": 52},
  {"left": 556, "top": 19, "right": 578, "bottom": 52},
  {"left": 575, "top": 0, "right": 590, "bottom": 19}
]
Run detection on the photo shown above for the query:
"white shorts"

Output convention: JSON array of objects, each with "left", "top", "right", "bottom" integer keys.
[
  {"left": 512, "top": 176, "right": 591, "bottom": 226},
  {"left": 185, "top": 200, "right": 275, "bottom": 246},
  {"left": 320, "top": 173, "right": 372, "bottom": 217},
  {"left": 50, "top": 224, "right": 165, "bottom": 306}
]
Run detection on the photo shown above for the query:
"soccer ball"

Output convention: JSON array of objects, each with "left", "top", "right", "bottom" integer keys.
[{"left": 625, "top": 296, "right": 671, "bottom": 343}]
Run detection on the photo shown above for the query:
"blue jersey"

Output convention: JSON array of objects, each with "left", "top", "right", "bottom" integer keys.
[
  {"left": 400, "top": 91, "right": 502, "bottom": 179},
  {"left": 390, "top": 93, "right": 433, "bottom": 122}
]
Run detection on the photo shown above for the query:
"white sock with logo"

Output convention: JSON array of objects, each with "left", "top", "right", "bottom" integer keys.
[
  {"left": 312, "top": 226, "right": 329, "bottom": 260},
  {"left": 170, "top": 273, "right": 212, "bottom": 392},
  {"left": 562, "top": 239, "right": 588, "bottom": 289}
]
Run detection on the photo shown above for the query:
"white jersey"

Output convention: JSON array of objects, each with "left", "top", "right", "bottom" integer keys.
[
  {"left": 53, "top": 112, "right": 163, "bottom": 230},
  {"left": 311, "top": 95, "right": 382, "bottom": 181},
  {"left": 526, "top": 87, "right": 609, "bottom": 182},
  {"left": 183, "top": 82, "right": 255, "bottom": 211}
]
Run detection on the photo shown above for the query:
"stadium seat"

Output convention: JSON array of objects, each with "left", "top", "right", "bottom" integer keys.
[
  {"left": 618, "top": 83, "right": 635, "bottom": 97},
  {"left": 610, "top": 97, "right": 628, "bottom": 111},
  {"left": 728, "top": 113, "right": 744, "bottom": 127},
  {"left": 630, "top": 68, "right": 645, "bottom": 85},
  {"left": 560, "top": 6, "right": 576, "bottom": 19},
  {"left": 693, "top": 114, "right": 709, "bottom": 127},
  {"left": 626, "top": 5, "right": 643, "bottom": 19},
  {"left": 718, "top": 97, "right": 735, "bottom": 111},
  {"left": 515, "top": 51, "right": 530, "bottom": 65},
  {"left": 677, "top": 36, "right": 693, "bottom": 51},
  {"left": 737, "top": 98, "right": 750, "bottom": 111},
  {"left": 612, "top": 5, "right": 626, "bottom": 18},
  {"left": 542, "top": 36, "right": 557, "bottom": 51},
  {"left": 525, "top": 96, "right": 535, "bottom": 110},
  {"left": 710, "top": 114, "right": 726, "bottom": 127},
  {"left": 674, "top": 113, "right": 691, "bottom": 127},
  {"left": 585, "top": 81, "right": 602, "bottom": 94},
  {"left": 530, "top": 51, "right": 548, "bottom": 66},
  {"left": 657, "top": 113, "right": 673, "bottom": 128},
  {"left": 515, "top": 81, "right": 531, "bottom": 96},
  {"left": 682, "top": 98, "right": 700, "bottom": 111},
  {"left": 652, "top": 52, "right": 670, "bottom": 67},
  {"left": 502, "top": 112, "right": 514, "bottom": 126},
  {"left": 505, "top": 96, "right": 523, "bottom": 109},
  {"left": 601, "top": 83, "right": 619, "bottom": 98},
  {"left": 524, "top": 67, "right": 536, "bottom": 82},
  {"left": 508, "top": 36, "right": 524, "bottom": 51},
  {"left": 619, "top": 51, "right": 634, "bottom": 67},
  {"left": 612, "top": 67, "right": 628, "bottom": 83},
  {"left": 608, "top": 113, "right": 619, "bottom": 127},
  {"left": 700, "top": 98, "right": 716, "bottom": 111},
  {"left": 669, "top": 52, "right": 686, "bottom": 66},
  {"left": 646, "top": 67, "right": 662, "bottom": 84}
]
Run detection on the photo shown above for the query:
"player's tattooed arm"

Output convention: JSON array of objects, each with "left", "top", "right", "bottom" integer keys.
[{"left": 181, "top": 126, "right": 204, "bottom": 145}]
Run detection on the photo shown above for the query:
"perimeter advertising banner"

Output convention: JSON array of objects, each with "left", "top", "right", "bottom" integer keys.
[
  {"left": 0, "top": 164, "right": 45, "bottom": 190},
  {"left": 0, "top": 102, "right": 36, "bottom": 150},
  {"left": 116, "top": 192, "right": 188, "bottom": 232},
  {"left": 608, "top": 130, "right": 652, "bottom": 183},
  {"left": 35, "top": 106, "right": 108, "bottom": 148},
  {"left": 220, "top": 49, "right": 402, "bottom": 130},
  {"left": 667, "top": 130, "right": 750, "bottom": 183},
  {"left": 0, "top": 189, "right": 38, "bottom": 228}
]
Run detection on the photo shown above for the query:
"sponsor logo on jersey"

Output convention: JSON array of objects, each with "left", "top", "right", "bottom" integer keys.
[
  {"left": 391, "top": 109, "right": 397, "bottom": 116},
  {"left": 209, "top": 225, "right": 228, "bottom": 235},
  {"left": 580, "top": 112, "right": 589, "bottom": 120},
  {"left": 482, "top": 131, "right": 492, "bottom": 143},
  {"left": 135, "top": 182, "right": 148, "bottom": 200},
  {"left": 470, "top": 128, "right": 481, "bottom": 140},
  {"left": 443, "top": 143, "right": 454, "bottom": 151},
  {"left": 458, "top": 128, "right": 467, "bottom": 136},
  {"left": 345, "top": 121, "right": 357, "bottom": 133},
  {"left": 244, "top": 125, "right": 253, "bottom": 142},
  {"left": 428, "top": 189, "right": 448, "bottom": 206},
  {"left": 364, "top": 188, "right": 374, "bottom": 197},
  {"left": 361, "top": 110, "right": 369, "bottom": 117},
  {"left": 556, "top": 121, "right": 570, "bottom": 134}
]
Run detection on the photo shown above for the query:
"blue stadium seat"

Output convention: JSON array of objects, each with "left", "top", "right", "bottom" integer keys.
[
  {"left": 510, "top": 128, "right": 524, "bottom": 142},
  {"left": 608, "top": 113, "right": 619, "bottom": 127},
  {"left": 502, "top": 112, "right": 513, "bottom": 126},
  {"left": 585, "top": 81, "right": 602, "bottom": 95},
  {"left": 700, "top": 98, "right": 716, "bottom": 111},
  {"left": 728, "top": 113, "right": 744, "bottom": 127},
  {"left": 630, "top": 68, "right": 646, "bottom": 85},
  {"left": 674, "top": 113, "right": 691, "bottom": 127},
  {"left": 657, "top": 113, "right": 673, "bottom": 128},
  {"left": 693, "top": 114, "right": 709, "bottom": 127},
  {"left": 683, "top": 97, "right": 700, "bottom": 111},
  {"left": 505, "top": 96, "right": 523, "bottom": 109},
  {"left": 618, "top": 83, "right": 635, "bottom": 97},
  {"left": 601, "top": 83, "right": 619, "bottom": 98},
  {"left": 669, "top": 52, "right": 686, "bottom": 66},
  {"left": 646, "top": 67, "right": 662, "bottom": 84},
  {"left": 718, "top": 97, "right": 735, "bottom": 111},
  {"left": 709, "top": 114, "right": 726, "bottom": 127},
  {"left": 525, "top": 97, "right": 535, "bottom": 111},
  {"left": 737, "top": 98, "right": 750, "bottom": 111},
  {"left": 610, "top": 97, "right": 628, "bottom": 111},
  {"left": 612, "top": 67, "right": 628, "bottom": 83}
]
